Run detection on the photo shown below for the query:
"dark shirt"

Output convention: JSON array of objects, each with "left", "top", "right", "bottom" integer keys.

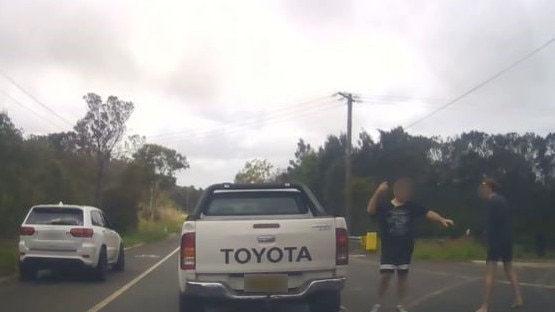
[
  {"left": 485, "top": 194, "right": 513, "bottom": 245},
  {"left": 375, "top": 201, "right": 429, "bottom": 244}
]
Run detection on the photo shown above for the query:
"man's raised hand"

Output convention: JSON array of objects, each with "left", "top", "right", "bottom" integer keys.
[
  {"left": 441, "top": 218, "right": 455, "bottom": 228},
  {"left": 375, "top": 181, "right": 389, "bottom": 195}
]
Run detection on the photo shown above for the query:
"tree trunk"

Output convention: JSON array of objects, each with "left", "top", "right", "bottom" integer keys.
[{"left": 94, "top": 155, "right": 107, "bottom": 205}]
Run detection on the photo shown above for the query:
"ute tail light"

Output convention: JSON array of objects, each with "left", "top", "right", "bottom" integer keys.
[
  {"left": 180, "top": 232, "right": 196, "bottom": 270},
  {"left": 69, "top": 228, "right": 94, "bottom": 238},
  {"left": 336, "top": 228, "right": 349, "bottom": 265},
  {"left": 19, "top": 226, "right": 35, "bottom": 236}
]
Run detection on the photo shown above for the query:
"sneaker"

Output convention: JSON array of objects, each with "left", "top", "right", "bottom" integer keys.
[
  {"left": 396, "top": 305, "right": 409, "bottom": 312},
  {"left": 370, "top": 304, "right": 381, "bottom": 312}
]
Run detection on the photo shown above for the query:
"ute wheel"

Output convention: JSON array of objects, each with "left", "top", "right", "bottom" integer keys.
[
  {"left": 92, "top": 246, "right": 108, "bottom": 282},
  {"left": 113, "top": 243, "right": 125, "bottom": 272},
  {"left": 19, "top": 262, "right": 37, "bottom": 282},
  {"left": 308, "top": 291, "right": 341, "bottom": 312},
  {"left": 179, "top": 295, "right": 204, "bottom": 312}
]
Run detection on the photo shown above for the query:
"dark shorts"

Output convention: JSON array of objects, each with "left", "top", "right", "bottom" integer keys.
[
  {"left": 487, "top": 241, "right": 513, "bottom": 262},
  {"left": 380, "top": 239, "right": 414, "bottom": 274}
]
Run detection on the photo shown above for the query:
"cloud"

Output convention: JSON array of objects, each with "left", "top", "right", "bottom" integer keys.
[
  {"left": 2, "top": 0, "right": 555, "bottom": 187},
  {"left": 0, "top": 0, "right": 136, "bottom": 79}
]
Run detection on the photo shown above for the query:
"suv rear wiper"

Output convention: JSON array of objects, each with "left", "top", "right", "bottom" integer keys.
[{"left": 47, "top": 220, "right": 80, "bottom": 226}]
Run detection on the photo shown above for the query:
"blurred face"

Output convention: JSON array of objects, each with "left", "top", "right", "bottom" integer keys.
[
  {"left": 477, "top": 183, "right": 491, "bottom": 199},
  {"left": 393, "top": 178, "right": 413, "bottom": 202}
]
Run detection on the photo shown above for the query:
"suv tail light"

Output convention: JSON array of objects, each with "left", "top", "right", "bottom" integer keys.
[
  {"left": 69, "top": 228, "right": 94, "bottom": 238},
  {"left": 19, "top": 226, "right": 35, "bottom": 236},
  {"left": 180, "top": 232, "right": 195, "bottom": 270},
  {"left": 336, "top": 228, "right": 349, "bottom": 265}
]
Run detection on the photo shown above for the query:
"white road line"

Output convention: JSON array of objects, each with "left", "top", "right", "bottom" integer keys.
[
  {"left": 123, "top": 243, "right": 144, "bottom": 251},
  {"left": 471, "top": 260, "right": 555, "bottom": 269},
  {"left": 406, "top": 278, "right": 479, "bottom": 308},
  {"left": 86, "top": 247, "right": 179, "bottom": 312},
  {"left": 501, "top": 281, "right": 555, "bottom": 290}
]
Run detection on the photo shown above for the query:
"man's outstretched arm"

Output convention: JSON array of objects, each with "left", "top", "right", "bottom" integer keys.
[
  {"left": 367, "top": 182, "right": 389, "bottom": 215},
  {"left": 426, "top": 210, "right": 455, "bottom": 228}
]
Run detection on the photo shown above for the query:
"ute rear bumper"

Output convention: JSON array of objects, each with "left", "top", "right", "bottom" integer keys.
[{"left": 181, "top": 277, "right": 345, "bottom": 300}]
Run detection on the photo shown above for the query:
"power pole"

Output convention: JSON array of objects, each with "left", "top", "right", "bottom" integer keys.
[{"left": 337, "top": 92, "right": 355, "bottom": 232}]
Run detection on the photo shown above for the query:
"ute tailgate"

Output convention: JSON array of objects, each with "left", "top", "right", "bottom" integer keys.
[{"left": 194, "top": 218, "right": 336, "bottom": 274}]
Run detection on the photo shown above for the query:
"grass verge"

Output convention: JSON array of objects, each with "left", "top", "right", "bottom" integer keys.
[
  {"left": 413, "top": 239, "right": 486, "bottom": 261},
  {"left": 413, "top": 238, "right": 555, "bottom": 261},
  {"left": 0, "top": 242, "right": 18, "bottom": 277},
  {"left": 122, "top": 213, "right": 186, "bottom": 248}
]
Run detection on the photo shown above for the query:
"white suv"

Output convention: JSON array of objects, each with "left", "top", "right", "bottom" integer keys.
[{"left": 18, "top": 203, "right": 124, "bottom": 281}]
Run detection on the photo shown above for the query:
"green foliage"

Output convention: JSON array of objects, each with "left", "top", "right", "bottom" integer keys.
[
  {"left": 133, "top": 144, "right": 190, "bottom": 217},
  {"left": 122, "top": 212, "right": 186, "bottom": 248},
  {"left": 285, "top": 127, "right": 555, "bottom": 246},
  {"left": 234, "top": 158, "right": 275, "bottom": 183},
  {"left": 75, "top": 93, "right": 135, "bottom": 203},
  {"left": 0, "top": 104, "right": 190, "bottom": 242},
  {"left": 101, "top": 163, "right": 145, "bottom": 234},
  {"left": 0, "top": 241, "right": 17, "bottom": 276},
  {"left": 134, "top": 144, "right": 189, "bottom": 181},
  {"left": 168, "top": 185, "right": 204, "bottom": 213},
  {"left": 0, "top": 108, "right": 192, "bottom": 276},
  {"left": 412, "top": 239, "right": 546, "bottom": 261},
  {"left": 413, "top": 239, "right": 486, "bottom": 261}
]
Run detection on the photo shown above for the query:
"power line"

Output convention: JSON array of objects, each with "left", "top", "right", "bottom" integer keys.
[
  {"left": 0, "top": 89, "right": 66, "bottom": 131},
  {"left": 357, "top": 99, "right": 442, "bottom": 107},
  {"left": 0, "top": 69, "right": 74, "bottom": 127},
  {"left": 355, "top": 93, "right": 446, "bottom": 103},
  {"left": 153, "top": 99, "right": 342, "bottom": 142},
  {"left": 148, "top": 95, "right": 337, "bottom": 140},
  {"left": 405, "top": 35, "right": 555, "bottom": 130}
]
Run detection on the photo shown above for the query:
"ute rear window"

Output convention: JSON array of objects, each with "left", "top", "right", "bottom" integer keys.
[
  {"left": 205, "top": 191, "right": 308, "bottom": 216},
  {"left": 25, "top": 207, "right": 84, "bottom": 226}
]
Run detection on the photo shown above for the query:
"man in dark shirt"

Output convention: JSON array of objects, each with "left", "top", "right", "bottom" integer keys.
[
  {"left": 475, "top": 178, "right": 523, "bottom": 312},
  {"left": 367, "top": 177, "right": 454, "bottom": 312}
]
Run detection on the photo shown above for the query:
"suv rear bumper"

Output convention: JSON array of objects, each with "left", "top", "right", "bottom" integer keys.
[
  {"left": 19, "top": 257, "right": 93, "bottom": 270},
  {"left": 182, "top": 277, "right": 345, "bottom": 300}
]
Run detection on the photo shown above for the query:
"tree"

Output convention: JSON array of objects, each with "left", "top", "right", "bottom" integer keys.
[
  {"left": 169, "top": 185, "right": 204, "bottom": 213},
  {"left": 133, "top": 144, "right": 189, "bottom": 218},
  {"left": 134, "top": 144, "right": 189, "bottom": 182},
  {"left": 74, "top": 93, "right": 135, "bottom": 204},
  {"left": 287, "top": 139, "right": 318, "bottom": 187},
  {"left": 44, "top": 131, "right": 80, "bottom": 154},
  {"left": 234, "top": 158, "right": 274, "bottom": 183}
]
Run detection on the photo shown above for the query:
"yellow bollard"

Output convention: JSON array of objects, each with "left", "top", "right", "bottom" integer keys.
[{"left": 364, "top": 232, "right": 377, "bottom": 251}]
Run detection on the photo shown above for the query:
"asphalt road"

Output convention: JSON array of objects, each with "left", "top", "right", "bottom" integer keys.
[{"left": 1, "top": 236, "right": 554, "bottom": 312}]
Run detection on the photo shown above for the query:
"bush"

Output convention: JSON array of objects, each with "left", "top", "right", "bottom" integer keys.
[
  {"left": 102, "top": 187, "right": 139, "bottom": 234},
  {"left": 122, "top": 208, "right": 186, "bottom": 248},
  {"left": 0, "top": 241, "right": 17, "bottom": 276}
]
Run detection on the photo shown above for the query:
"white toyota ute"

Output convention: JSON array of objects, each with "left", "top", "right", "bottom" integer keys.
[
  {"left": 178, "top": 183, "right": 348, "bottom": 312},
  {"left": 18, "top": 203, "right": 124, "bottom": 281}
]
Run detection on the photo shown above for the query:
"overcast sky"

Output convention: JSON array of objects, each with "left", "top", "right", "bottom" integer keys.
[{"left": 1, "top": 0, "right": 554, "bottom": 188}]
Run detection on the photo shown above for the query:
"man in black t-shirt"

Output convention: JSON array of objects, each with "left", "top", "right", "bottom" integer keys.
[
  {"left": 475, "top": 178, "right": 523, "bottom": 312},
  {"left": 367, "top": 177, "right": 454, "bottom": 312}
]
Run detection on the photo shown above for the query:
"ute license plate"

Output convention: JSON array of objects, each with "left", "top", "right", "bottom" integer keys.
[{"left": 244, "top": 274, "right": 288, "bottom": 293}]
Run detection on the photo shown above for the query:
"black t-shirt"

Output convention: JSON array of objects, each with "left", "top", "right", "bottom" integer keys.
[
  {"left": 485, "top": 194, "right": 513, "bottom": 245},
  {"left": 375, "top": 201, "right": 429, "bottom": 243}
]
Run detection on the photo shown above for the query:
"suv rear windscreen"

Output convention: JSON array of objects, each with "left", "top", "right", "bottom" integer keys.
[
  {"left": 25, "top": 207, "right": 84, "bottom": 226},
  {"left": 205, "top": 191, "right": 308, "bottom": 216}
]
